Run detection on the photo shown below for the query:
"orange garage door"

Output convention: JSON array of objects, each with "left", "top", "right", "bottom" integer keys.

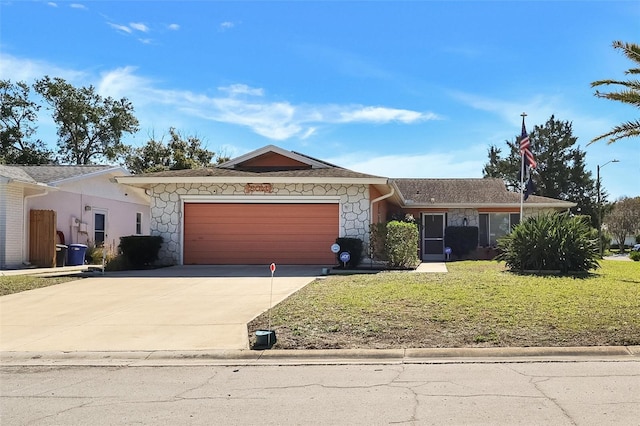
[{"left": 183, "top": 203, "right": 339, "bottom": 265}]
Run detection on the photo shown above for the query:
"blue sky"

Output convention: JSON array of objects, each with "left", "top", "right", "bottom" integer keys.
[{"left": 1, "top": 0, "right": 638, "bottom": 199}]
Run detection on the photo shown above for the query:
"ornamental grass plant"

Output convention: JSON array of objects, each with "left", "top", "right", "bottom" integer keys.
[{"left": 496, "top": 212, "right": 599, "bottom": 273}]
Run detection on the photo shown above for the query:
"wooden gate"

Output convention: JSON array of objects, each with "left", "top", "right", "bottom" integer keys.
[{"left": 29, "top": 210, "right": 56, "bottom": 268}]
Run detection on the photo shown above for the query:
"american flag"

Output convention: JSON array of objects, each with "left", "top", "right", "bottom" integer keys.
[{"left": 520, "top": 120, "right": 536, "bottom": 169}]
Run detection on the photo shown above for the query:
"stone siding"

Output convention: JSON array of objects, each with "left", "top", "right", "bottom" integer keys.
[
  {"left": 447, "top": 208, "right": 478, "bottom": 227},
  {"left": 149, "top": 183, "right": 370, "bottom": 265}
]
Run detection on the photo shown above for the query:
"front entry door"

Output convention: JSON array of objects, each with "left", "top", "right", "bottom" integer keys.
[
  {"left": 94, "top": 210, "right": 107, "bottom": 246},
  {"left": 422, "top": 213, "right": 445, "bottom": 261}
]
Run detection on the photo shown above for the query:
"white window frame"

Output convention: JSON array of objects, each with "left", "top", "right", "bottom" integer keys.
[
  {"left": 93, "top": 209, "right": 108, "bottom": 246},
  {"left": 479, "top": 213, "right": 520, "bottom": 247},
  {"left": 136, "top": 212, "right": 142, "bottom": 235}
]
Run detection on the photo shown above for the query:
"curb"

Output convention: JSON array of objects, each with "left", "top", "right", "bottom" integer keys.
[{"left": 2, "top": 346, "right": 638, "bottom": 367}]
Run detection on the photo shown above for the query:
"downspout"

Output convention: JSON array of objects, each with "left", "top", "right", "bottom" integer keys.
[
  {"left": 370, "top": 185, "right": 395, "bottom": 223},
  {"left": 23, "top": 188, "right": 51, "bottom": 265}
]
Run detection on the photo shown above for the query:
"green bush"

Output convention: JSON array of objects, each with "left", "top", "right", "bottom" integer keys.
[
  {"left": 386, "top": 220, "right": 419, "bottom": 268},
  {"left": 496, "top": 212, "right": 599, "bottom": 273},
  {"left": 369, "top": 223, "right": 388, "bottom": 261},
  {"left": 335, "top": 237, "right": 363, "bottom": 268},
  {"left": 118, "top": 235, "right": 164, "bottom": 268},
  {"left": 444, "top": 226, "right": 479, "bottom": 258},
  {"left": 630, "top": 251, "right": 640, "bottom": 261}
]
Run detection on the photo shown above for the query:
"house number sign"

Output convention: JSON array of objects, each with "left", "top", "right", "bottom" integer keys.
[{"left": 244, "top": 183, "right": 273, "bottom": 194}]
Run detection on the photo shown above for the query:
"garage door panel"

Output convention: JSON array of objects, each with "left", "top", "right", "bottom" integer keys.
[
  {"left": 184, "top": 203, "right": 339, "bottom": 264},
  {"left": 185, "top": 226, "right": 337, "bottom": 240}
]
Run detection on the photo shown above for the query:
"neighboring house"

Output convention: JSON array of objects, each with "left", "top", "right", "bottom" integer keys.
[
  {"left": 0, "top": 165, "right": 150, "bottom": 269},
  {"left": 116, "top": 145, "right": 574, "bottom": 266}
]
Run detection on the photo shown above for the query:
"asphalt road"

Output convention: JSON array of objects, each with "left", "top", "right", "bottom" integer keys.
[{"left": 2, "top": 359, "right": 639, "bottom": 425}]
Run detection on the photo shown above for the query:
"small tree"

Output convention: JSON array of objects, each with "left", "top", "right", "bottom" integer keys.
[
  {"left": 603, "top": 196, "right": 640, "bottom": 252},
  {"left": 497, "top": 212, "right": 599, "bottom": 273}
]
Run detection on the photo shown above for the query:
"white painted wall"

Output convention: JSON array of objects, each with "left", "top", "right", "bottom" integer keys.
[{"left": 0, "top": 182, "right": 25, "bottom": 269}]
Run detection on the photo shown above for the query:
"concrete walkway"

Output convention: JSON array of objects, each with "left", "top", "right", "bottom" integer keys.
[
  {"left": 414, "top": 262, "right": 448, "bottom": 273},
  {"left": 0, "top": 265, "right": 319, "bottom": 352}
]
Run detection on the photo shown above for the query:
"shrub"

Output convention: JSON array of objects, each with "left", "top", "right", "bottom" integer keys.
[
  {"left": 85, "top": 241, "right": 104, "bottom": 265},
  {"left": 630, "top": 251, "right": 640, "bottom": 261},
  {"left": 334, "top": 237, "right": 363, "bottom": 268},
  {"left": 386, "top": 220, "right": 419, "bottom": 268},
  {"left": 118, "top": 235, "right": 164, "bottom": 268},
  {"left": 369, "top": 223, "right": 388, "bottom": 261},
  {"left": 104, "top": 254, "right": 131, "bottom": 271},
  {"left": 496, "top": 212, "right": 599, "bottom": 273},
  {"left": 444, "top": 226, "right": 479, "bottom": 258}
]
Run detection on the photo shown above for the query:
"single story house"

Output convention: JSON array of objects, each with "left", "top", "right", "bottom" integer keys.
[
  {"left": 0, "top": 165, "right": 150, "bottom": 269},
  {"left": 116, "top": 145, "right": 574, "bottom": 265}
]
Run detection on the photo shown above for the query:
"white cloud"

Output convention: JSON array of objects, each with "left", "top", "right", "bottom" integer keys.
[
  {"left": 219, "top": 21, "right": 235, "bottom": 31},
  {"left": 219, "top": 84, "right": 264, "bottom": 97},
  {"left": 108, "top": 23, "right": 132, "bottom": 34},
  {"left": 330, "top": 150, "right": 485, "bottom": 179},
  {"left": 96, "top": 66, "right": 149, "bottom": 98},
  {"left": 70, "top": 3, "right": 87, "bottom": 10},
  {"left": 47, "top": 2, "right": 58, "bottom": 7},
  {"left": 138, "top": 38, "right": 153, "bottom": 45},
  {"left": 0, "top": 58, "right": 440, "bottom": 142},
  {"left": 168, "top": 23, "right": 180, "bottom": 31},
  {"left": 0, "top": 53, "right": 87, "bottom": 83},
  {"left": 339, "top": 106, "right": 439, "bottom": 124},
  {"left": 130, "top": 22, "right": 149, "bottom": 32}
]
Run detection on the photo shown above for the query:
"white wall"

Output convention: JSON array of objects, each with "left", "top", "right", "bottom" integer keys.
[{"left": 0, "top": 183, "right": 25, "bottom": 269}]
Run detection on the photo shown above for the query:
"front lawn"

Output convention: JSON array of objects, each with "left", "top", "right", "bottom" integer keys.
[
  {"left": 0, "top": 275, "right": 79, "bottom": 296},
  {"left": 249, "top": 260, "right": 640, "bottom": 349}
]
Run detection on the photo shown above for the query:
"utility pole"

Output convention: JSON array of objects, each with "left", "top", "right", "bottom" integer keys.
[{"left": 597, "top": 159, "right": 619, "bottom": 258}]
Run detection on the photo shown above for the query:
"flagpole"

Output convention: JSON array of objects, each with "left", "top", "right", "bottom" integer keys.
[{"left": 519, "top": 112, "right": 527, "bottom": 221}]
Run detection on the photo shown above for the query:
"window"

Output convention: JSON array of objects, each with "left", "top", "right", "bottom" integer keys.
[
  {"left": 478, "top": 213, "right": 520, "bottom": 247},
  {"left": 94, "top": 212, "right": 106, "bottom": 245},
  {"left": 136, "top": 212, "right": 142, "bottom": 235}
]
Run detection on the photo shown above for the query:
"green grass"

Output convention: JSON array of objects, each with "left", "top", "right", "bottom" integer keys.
[
  {"left": 249, "top": 260, "right": 640, "bottom": 349},
  {"left": 0, "top": 275, "right": 79, "bottom": 296}
]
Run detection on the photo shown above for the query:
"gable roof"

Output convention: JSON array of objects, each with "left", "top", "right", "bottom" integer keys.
[
  {"left": 217, "top": 145, "right": 332, "bottom": 170},
  {"left": 117, "top": 145, "right": 388, "bottom": 185},
  {"left": 392, "top": 178, "right": 575, "bottom": 208},
  {"left": 1, "top": 165, "right": 127, "bottom": 185}
]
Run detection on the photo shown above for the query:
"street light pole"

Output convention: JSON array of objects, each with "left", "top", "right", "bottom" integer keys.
[{"left": 597, "top": 159, "right": 619, "bottom": 258}]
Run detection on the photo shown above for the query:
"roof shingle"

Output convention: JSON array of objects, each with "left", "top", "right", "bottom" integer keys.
[
  {"left": 392, "top": 178, "right": 572, "bottom": 205},
  {"left": 1, "top": 165, "right": 115, "bottom": 184}
]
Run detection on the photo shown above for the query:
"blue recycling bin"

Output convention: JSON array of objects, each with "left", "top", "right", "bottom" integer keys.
[{"left": 67, "top": 244, "right": 88, "bottom": 266}]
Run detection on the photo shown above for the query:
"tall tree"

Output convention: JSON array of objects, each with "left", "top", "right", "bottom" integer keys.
[
  {"left": 591, "top": 41, "right": 640, "bottom": 144},
  {"left": 33, "top": 76, "right": 139, "bottom": 164},
  {"left": 0, "top": 79, "right": 52, "bottom": 164},
  {"left": 125, "top": 128, "right": 225, "bottom": 174},
  {"left": 603, "top": 196, "right": 640, "bottom": 252},
  {"left": 483, "top": 115, "right": 599, "bottom": 226}
]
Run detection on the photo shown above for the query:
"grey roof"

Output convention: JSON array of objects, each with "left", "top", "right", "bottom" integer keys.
[
  {"left": 134, "top": 165, "right": 385, "bottom": 180},
  {"left": 1, "top": 165, "right": 116, "bottom": 184},
  {"left": 0, "top": 165, "right": 38, "bottom": 184},
  {"left": 392, "top": 178, "right": 573, "bottom": 206}
]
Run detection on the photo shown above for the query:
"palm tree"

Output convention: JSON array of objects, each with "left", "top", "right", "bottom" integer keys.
[{"left": 590, "top": 41, "right": 640, "bottom": 144}]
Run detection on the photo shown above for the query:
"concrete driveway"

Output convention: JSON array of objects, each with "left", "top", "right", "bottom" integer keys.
[{"left": 0, "top": 265, "right": 320, "bottom": 351}]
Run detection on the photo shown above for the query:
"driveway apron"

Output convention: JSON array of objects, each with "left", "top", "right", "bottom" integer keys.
[{"left": 0, "top": 265, "right": 319, "bottom": 351}]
